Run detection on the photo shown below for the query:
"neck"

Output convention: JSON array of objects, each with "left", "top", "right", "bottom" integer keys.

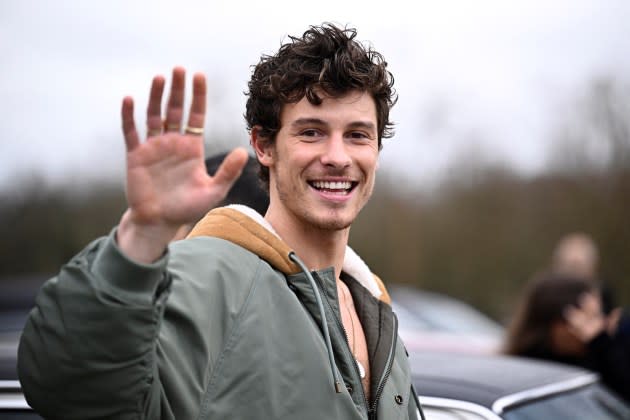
[{"left": 266, "top": 211, "right": 349, "bottom": 277}]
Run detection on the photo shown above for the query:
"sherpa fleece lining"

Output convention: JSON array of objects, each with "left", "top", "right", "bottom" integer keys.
[{"left": 187, "top": 204, "right": 390, "bottom": 304}]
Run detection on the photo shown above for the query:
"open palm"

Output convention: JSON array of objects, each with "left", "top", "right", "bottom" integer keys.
[{"left": 118, "top": 67, "right": 247, "bottom": 261}]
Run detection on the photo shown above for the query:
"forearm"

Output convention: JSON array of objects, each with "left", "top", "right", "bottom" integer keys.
[{"left": 18, "top": 230, "right": 171, "bottom": 419}]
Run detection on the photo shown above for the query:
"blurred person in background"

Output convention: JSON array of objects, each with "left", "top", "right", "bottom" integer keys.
[
  {"left": 552, "top": 232, "right": 599, "bottom": 279},
  {"left": 552, "top": 232, "right": 613, "bottom": 312},
  {"left": 172, "top": 152, "right": 270, "bottom": 240},
  {"left": 503, "top": 271, "right": 630, "bottom": 401},
  {"left": 203, "top": 152, "right": 269, "bottom": 216},
  {"left": 552, "top": 231, "right": 629, "bottom": 337}
]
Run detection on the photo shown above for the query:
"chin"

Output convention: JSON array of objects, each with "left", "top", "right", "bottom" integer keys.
[
  {"left": 316, "top": 219, "right": 353, "bottom": 231},
  {"left": 311, "top": 211, "right": 356, "bottom": 231}
]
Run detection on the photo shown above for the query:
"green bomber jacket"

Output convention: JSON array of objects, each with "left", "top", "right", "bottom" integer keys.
[{"left": 18, "top": 205, "right": 421, "bottom": 420}]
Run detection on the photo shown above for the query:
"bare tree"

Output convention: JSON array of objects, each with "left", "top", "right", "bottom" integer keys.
[{"left": 547, "top": 77, "right": 630, "bottom": 174}]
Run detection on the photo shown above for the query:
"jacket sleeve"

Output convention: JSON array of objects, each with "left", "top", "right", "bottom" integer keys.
[
  {"left": 17, "top": 228, "right": 173, "bottom": 420},
  {"left": 587, "top": 331, "right": 630, "bottom": 401}
]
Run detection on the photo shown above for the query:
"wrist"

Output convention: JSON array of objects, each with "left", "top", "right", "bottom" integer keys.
[{"left": 117, "top": 209, "right": 179, "bottom": 263}]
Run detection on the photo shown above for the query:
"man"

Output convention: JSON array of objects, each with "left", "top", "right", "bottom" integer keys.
[
  {"left": 18, "top": 23, "right": 423, "bottom": 419},
  {"left": 552, "top": 232, "right": 600, "bottom": 281},
  {"left": 551, "top": 231, "right": 627, "bottom": 331}
]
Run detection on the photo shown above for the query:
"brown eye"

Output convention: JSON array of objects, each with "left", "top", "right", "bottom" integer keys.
[
  {"left": 301, "top": 129, "right": 319, "bottom": 137},
  {"left": 349, "top": 131, "right": 371, "bottom": 141}
]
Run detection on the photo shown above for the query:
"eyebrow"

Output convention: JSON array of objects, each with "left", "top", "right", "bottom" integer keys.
[
  {"left": 290, "top": 118, "right": 376, "bottom": 132},
  {"left": 347, "top": 121, "right": 376, "bottom": 132},
  {"left": 290, "top": 118, "right": 324, "bottom": 127}
]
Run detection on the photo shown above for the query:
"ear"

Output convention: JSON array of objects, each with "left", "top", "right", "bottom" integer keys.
[{"left": 250, "top": 126, "right": 274, "bottom": 167}]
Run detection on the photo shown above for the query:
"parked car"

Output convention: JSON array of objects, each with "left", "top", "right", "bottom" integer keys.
[
  {"left": 0, "top": 274, "right": 45, "bottom": 418},
  {"left": 4, "top": 349, "right": 630, "bottom": 419},
  {"left": 4, "top": 278, "right": 629, "bottom": 419},
  {"left": 0, "top": 381, "right": 38, "bottom": 419},
  {"left": 411, "top": 351, "right": 630, "bottom": 419},
  {"left": 1, "top": 316, "right": 42, "bottom": 419},
  {"left": 390, "top": 285, "right": 505, "bottom": 354}
]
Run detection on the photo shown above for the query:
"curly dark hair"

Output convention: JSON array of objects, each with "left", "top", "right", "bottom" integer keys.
[{"left": 245, "top": 23, "right": 397, "bottom": 188}]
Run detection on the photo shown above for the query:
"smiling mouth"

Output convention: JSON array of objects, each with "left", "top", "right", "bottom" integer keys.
[{"left": 309, "top": 180, "right": 356, "bottom": 195}]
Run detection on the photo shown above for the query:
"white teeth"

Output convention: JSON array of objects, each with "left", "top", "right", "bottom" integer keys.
[{"left": 312, "top": 181, "right": 352, "bottom": 190}]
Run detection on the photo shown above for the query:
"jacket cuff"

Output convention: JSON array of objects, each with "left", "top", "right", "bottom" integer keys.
[{"left": 92, "top": 227, "right": 169, "bottom": 303}]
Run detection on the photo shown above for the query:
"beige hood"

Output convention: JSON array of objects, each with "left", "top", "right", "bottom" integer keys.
[{"left": 187, "top": 205, "right": 390, "bottom": 304}]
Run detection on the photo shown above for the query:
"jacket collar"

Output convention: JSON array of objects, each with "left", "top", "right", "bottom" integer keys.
[{"left": 187, "top": 204, "right": 390, "bottom": 304}]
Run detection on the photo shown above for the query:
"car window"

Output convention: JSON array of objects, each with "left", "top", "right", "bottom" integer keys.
[{"left": 502, "top": 384, "right": 630, "bottom": 420}]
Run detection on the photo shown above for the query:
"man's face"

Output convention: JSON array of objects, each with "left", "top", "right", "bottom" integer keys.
[{"left": 261, "top": 90, "right": 379, "bottom": 232}]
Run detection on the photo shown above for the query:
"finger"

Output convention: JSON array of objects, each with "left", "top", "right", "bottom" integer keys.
[
  {"left": 121, "top": 96, "right": 140, "bottom": 151},
  {"left": 580, "top": 292, "right": 601, "bottom": 316},
  {"left": 564, "top": 306, "right": 592, "bottom": 339},
  {"left": 165, "top": 67, "right": 186, "bottom": 132},
  {"left": 186, "top": 72, "right": 207, "bottom": 133},
  {"left": 607, "top": 308, "right": 622, "bottom": 335},
  {"left": 147, "top": 75, "right": 166, "bottom": 136},
  {"left": 211, "top": 147, "right": 250, "bottom": 188},
  {"left": 563, "top": 305, "right": 581, "bottom": 326},
  {"left": 564, "top": 303, "right": 592, "bottom": 327}
]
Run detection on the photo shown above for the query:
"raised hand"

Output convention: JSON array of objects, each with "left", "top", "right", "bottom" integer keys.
[
  {"left": 117, "top": 67, "right": 248, "bottom": 263},
  {"left": 564, "top": 292, "right": 606, "bottom": 342}
]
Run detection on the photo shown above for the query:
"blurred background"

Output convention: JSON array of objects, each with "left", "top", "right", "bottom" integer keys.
[{"left": 1, "top": 0, "right": 629, "bottom": 326}]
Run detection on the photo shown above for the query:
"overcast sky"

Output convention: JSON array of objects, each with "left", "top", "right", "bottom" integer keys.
[{"left": 2, "top": 0, "right": 630, "bottom": 192}]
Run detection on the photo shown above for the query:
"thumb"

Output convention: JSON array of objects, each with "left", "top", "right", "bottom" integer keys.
[{"left": 211, "top": 147, "right": 250, "bottom": 189}]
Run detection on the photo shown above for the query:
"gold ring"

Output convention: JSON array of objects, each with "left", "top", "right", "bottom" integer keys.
[
  {"left": 147, "top": 128, "right": 162, "bottom": 137},
  {"left": 185, "top": 126, "right": 204, "bottom": 136}
]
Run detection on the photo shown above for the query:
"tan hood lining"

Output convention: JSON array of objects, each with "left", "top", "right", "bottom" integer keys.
[
  {"left": 187, "top": 205, "right": 386, "bottom": 302},
  {"left": 187, "top": 207, "right": 300, "bottom": 275}
]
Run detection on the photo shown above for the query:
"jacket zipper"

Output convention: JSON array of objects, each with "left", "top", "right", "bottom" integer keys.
[
  {"left": 312, "top": 273, "right": 370, "bottom": 416},
  {"left": 368, "top": 314, "right": 398, "bottom": 420}
]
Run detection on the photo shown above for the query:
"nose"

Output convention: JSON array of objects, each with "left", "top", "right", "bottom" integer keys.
[{"left": 320, "top": 134, "right": 351, "bottom": 169}]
